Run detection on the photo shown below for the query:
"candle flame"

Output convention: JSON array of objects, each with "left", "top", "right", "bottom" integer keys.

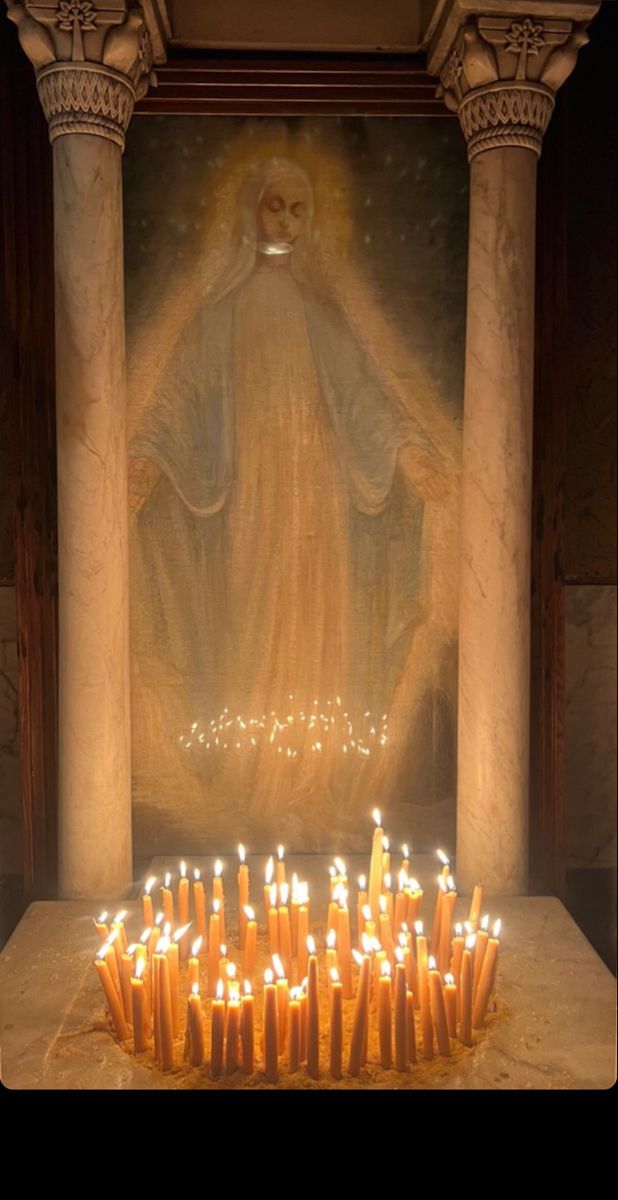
[
  {"left": 409, "top": 879, "right": 421, "bottom": 892},
  {"left": 371, "top": 938, "right": 381, "bottom": 952},
  {"left": 398, "top": 870, "right": 408, "bottom": 892},
  {"left": 361, "top": 933, "right": 373, "bottom": 954},
  {"left": 113, "top": 910, "right": 127, "bottom": 924},
  {"left": 194, "top": 868, "right": 201, "bottom": 881},
  {"left": 272, "top": 955, "right": 285, "bottom": 980},
  {"left": 244, "top": 980, "right": 253, "bottom": 996},
  {"left": 135, "top": 958, "right": 145, "bottom": 979},
  {"left": 428, "top": 956, "right": 437, "bottom": 970},
  {"left": 352, "top": 950, "right": 364, "bottom": 966},
  {"left": 329, "top": 866, "right": 336, "bottom": 878},
  {"left": 158, "top": 935, "right": 170, "bottom": 954},
  {"left": 244, "top": 905, "right": 255, "bottom": 921},
  {"left": 384, "top": 873, "right": 392, "bottom": 891},
  {"left": 334, "top": 857, "right": 346, "bottom": 875},
  {"left": 264, "top": 968, "right": 274, "bottom": 985},
  {"left": 306, "top": 935, "right": 316, "bottom": 955},
  {"left": 395, "top": 947, "right": 404, "bottom": 963},
  {"left": 372, "top": 808, "right": 382, "bottom": 827},
  {"left": 481, "top": 915, "right": 490, "bottom": 931},
  {"left": 382, "top": 836, "right": 389, "bottom": 852},
  {"left": 437, "top": 849, "right": 449, "bottom": 865},
  {"left": 455, "top": 923, "right": 463, "bottom": 936},
  {"left": 401, "top": 844, "right": 409, "bottom": 858},
  {"left": 362, "top": 904, "right": 372, "bottom": 921},
  {"left": 337, "top": 887, "right": 348, "bottom": 909},
  {"left": 279, "top": 882, "right": 289, "bottom": 906},
  {"left": 191, "top": 936, "right": 203, "bottom": 957},
  {"left": 358, "top": 875, "right": 367, "bottom": 890},
  {"left": 126, "top": 944, "right": 137, "bottom": 956},
  {"left": 381, "top": 960, "right": 392, "bottom": 977},
  {"left": 163, "top": 921, "right": 171, "bottom": 937},
  {"left": 212, "top": 899, "right": 220, "bottom": 914},
  {"left": 379, "top": 895, "right": 387, "bottom": 914},
  {"left": 192, "top": 982, "right": 199, "bottom": 996},
  {"left": 447, "top": 875, "right": 456, "bottom": 892},
  {"left": 238, "top": 843, "right": 246, "bottom": 863},
  {"left": 290, "top": 986, "right": 301, "bottom": 1001},
  {"left": 269, "top": 883, "right": 277, "bottom": 908},
  {"left": 464, "top": 921, "right": 474, "bottom": 934},
  {"left": 216, "top": 979, "right": 225, "bottom": 1000},
  {"left": 219, "top": 944, "right": 227, "bottom": 957},
  {"left": 326, "top": 929, "right": 337, "bottom": 949},
  {"left": 493, "top": 919, "right": 502, "bottom": 938},
  {"left": 265, "top": 856, "right": 274, "bottom": 884},
  {"left": 465, "top": 934, "right": 477, "bottom": 950},
  {"left": 226, "top": 962, "right": 237, "bottom": 979},
  {"left": 97, "top": 911, "right": 108, "bottom": 923},
  {"left": 144, "top": 877, "right": 156, "bottom": 896},
  {"left": 445, "top": 973, "right": 455, "bottom": 985},
  {"left": 214, "top": 860, "right": 223, "bottom": 878},
  {"left": 330, "top": 967, "right": 340, "bottom": 983},
  {"left": 277, "top": 844, "right": 285, "bottom": 860},
  {"left": 414, "top": 921, "right": 423, "bottom": 935},
  {"left": 154, "top": 912, "right": 163, "bottom": 926},
  {"left": 164, "top": 873, "right": 171, "bottom": 888},
  {"left": 140, "top": 927, "right": 151, "bottom": 943},
  {"left": 398, "top": 933, "right": 408, "bottom": 947},
  {"left": 438, "top": 875, "right": 448, "bottom": 893},
  {"left": 173, "top": 923, "right": 191, "bottom": 943},
  {"left": 180, "top": 861, "right": 186, "bottom": 877}
]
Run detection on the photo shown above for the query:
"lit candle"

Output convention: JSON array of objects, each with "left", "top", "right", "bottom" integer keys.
[
  {"left": 406, "top": 878, "right": 423, "bottom": 930},
  {"left": 272, "top": 954, "right": 289, "bottom": 1052},
  {"left": 468, "top": 884, "right": 484, "bottom": 933},
  {"left": 401, "top": 843, "right": 410, "bottom": 876},
  {"left": 243, "top": 905, "right": 257, "bottom": 985},
  {"left": 267, "top": 884, "right": 280, "bottom": 959},
  {"left": 449, "top": 923, "right": 465, "bottom": 1021},
  {"left": 207, "top": 900, "right": 221, "bottom": 997},
  {"left": 299, "top": 979, "right": 308, "bottom": 1064},
  {"left": 394, "top": 951, "right": 407, "bottom": 1072},
  {"left": 415, "top": 922, "right": 433, "bottom": 1060},
  {"left": 213, "top": 860, "right": 225, "bottom": 946},
  {"left": 472, "top": 915, "right": 490, "bottom": 1003},
  {"left": 219, "top": 945, "right": 230, "bottom": 987},
  {"left": 169, "top": 924, "right": 191, "bottom": 1037},
  {"left": 430, "top": 873, "right": 448, "bottom": 957},
  {"left": 379, "top": 895, "right": 396, "bottom": 966},
  {"left": 93, "top": 911, "right": 109, "bottom": 942},
  {"left": 95, "top": 944, "right": 130, "bottom": 1042},
  {"left": 472, "top": 920, "right": 501, "bottom": 1028},
  {"left": 131, "top": 957, "right": 148, "bottom": 1053},
  {"left": 368, "top": 808, "right": 384, "bottom": 923},
  {"left": 326, "top": 894, "right": 340, "bottom": 939},
  {"left": 444, "top": 972, "right": 457, "bottom": 1038},
  {"left": 148, "top": 915, "right": 162, "bottom": 960},
  {"left": 297, "top": 887, "right": 309, "bottom": 983},
  {"left": 193, "top": 869, "right": 207, "bottom": 943},
  {"left": 210, "top": 979, "right": 225, "bottom": 1079},
  {"left": 155, "top": 937, "right": 174, "bottom": 1070},
  {"left": 241, "top": 981, "right": 255, "bottom": 1075},
  {"left": 263, "top": 968, "right": 279, "bottom": 1083},
  {"left": 177, "top": 863, "right": 190, "bottom": 960},
  {"left": 120, "top": 944, "right": 136, "bottom": 1024},
  {"left": 142, "top": 878, "right": 156, "bottom": 929},
  {"left": 381, "top": 836, "right": 391, "bottom": 880},
  {"left": 101, "top": 930, "right": 121, "bottom": 998},
  {"left": 276, "top": 845, "right": 286, "bottom": 890},
  {"left": 288, "top": 987, "right": 301, "bottom": 1074},
  {"left": 264, "top": 856, "right": 274, "bottom": 917},
  {"left": 362, "top": 904, "right": 376, "bottom": 943},
  {"left": 238, "top": 845, "right": 249, "bottom": 951},
  {"left": 378, "top": 960, "right": 393, "bottom": 1069},
  {"left": 306, "top": 936, "right": 320, "bottom": 1079},
  {"left": 348, "top": 950, "right": 370, "bottom": 1077},
  {"left": 406, "top": 988, "right": 417, "bottom": 1065},
  {"left": 394, "top": 870, "right": 408, "bottom": 934},
  {"left": 225, "top": 988, "right": 241, "bottom": 1074},
  {"left": 325, "top": 929, "right": 338, "bottom": 996},
  {"left": 337, "top": 894, "right": 353, "bottom": 999},
  {"left": 428, "top": 957, "right": 450, "bottom": 1056},
  {"left": 329, "top": 968, "right": 343, "bottom": 1080},
  {"left": 161, "top": 876, "right": 174, "bottom": 929},
  {"left": 186, "top": 983, "right": 205, "bottom": 1067},
  {"left": 438, "top": 881, "right": 457, "bottom": 976},
  {"left": 334, "top": 857, "right": 348, "bottom": 893},
  {"left": 290, "top": 874, "right": 300, "bottom": 957},
  {"left": 357, "top": 875, "right": 368, "bottom": 944},
  {"left": 187, "top": 936, "right": 202, "bottom": 994},
  {"left": 278, "top": 883, "right": 293, "bottom": 980},
  {"left": 459, "top": 934, "right": 475, "bottom": 1046}
]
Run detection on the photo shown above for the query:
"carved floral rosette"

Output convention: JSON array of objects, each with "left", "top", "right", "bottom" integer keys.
[
  {"left": 438, "top": 13, "right": 592, "bottom": 161},
  {"left": 36, "top": 60, "right": 135, "bottom": 148}
]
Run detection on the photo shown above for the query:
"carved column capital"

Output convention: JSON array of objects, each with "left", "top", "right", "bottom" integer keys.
[
  {"left": 427, "top": 4, "right": 600, "bottom": 161},
  {"left": 5, "top": 1, "right": 157, "bottom": 149}
]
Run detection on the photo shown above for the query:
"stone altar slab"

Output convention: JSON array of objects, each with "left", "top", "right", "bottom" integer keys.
[{"left": 0, "top": 857, "right": 615, "bottom": 1090}]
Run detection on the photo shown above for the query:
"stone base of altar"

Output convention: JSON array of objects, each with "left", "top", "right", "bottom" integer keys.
[{"left": 0, "top": 857, "right": 614, "bottom": 1090}]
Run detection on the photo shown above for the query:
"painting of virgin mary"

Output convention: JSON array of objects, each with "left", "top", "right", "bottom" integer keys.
[{"left": 127, "top": 134, "right": 462, "bottom": 852}]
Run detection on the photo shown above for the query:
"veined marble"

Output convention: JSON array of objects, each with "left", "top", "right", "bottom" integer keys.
[{"left": 566, "top": 585, "right": 617, "bottom": 869}]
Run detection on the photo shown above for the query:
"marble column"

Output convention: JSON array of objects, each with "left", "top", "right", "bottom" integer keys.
[
  {"left": 429, "top": 5, "right": 598, "bottom": 893},
  {"left": 7, "top": 2, "right": 155, "bottom": 898}
]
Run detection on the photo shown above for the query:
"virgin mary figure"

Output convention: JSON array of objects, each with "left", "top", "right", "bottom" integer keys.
[{"left": 128, "top": 154, "right": 459, "bottom": 851}]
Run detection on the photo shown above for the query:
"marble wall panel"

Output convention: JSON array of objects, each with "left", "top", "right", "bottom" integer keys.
[{"left": 565, "top": 584, "right": 617, "bottom": 869}]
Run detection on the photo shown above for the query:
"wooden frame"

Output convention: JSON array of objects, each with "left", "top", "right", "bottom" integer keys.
[{"left": 2, "top": 26, "right": 566, "bottom": 898}]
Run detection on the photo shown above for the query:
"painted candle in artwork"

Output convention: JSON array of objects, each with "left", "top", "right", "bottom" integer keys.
[{"left": 124, "top": 117, "right": 467, "bottom": 855}]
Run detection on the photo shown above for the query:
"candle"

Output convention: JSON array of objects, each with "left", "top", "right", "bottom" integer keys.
[
  {"left": 297, "top": 892, "right": 309, "bottom": 982},
  {"left": 428, "top": 957, "right": 450, "bottom": 1056},
  {"left": 406, "top": 879, "right": 423, "bottom": 930},
  {"left": 326, "top": 897, "right": 340, "bottom": 939},
  {"left": 278, "top": 883, "right": 293, "bottom": 980},
  {"left": 379, "top": 895, "right": 396, "bottom": 966},
  {"left": 276, "top": 844, "right": 286, "bottom": 890},
  {"left": 472, "top": 920, "right": 501, "bottom": 1028},
  {"left": 267, "top": 884, "right": 280, "bottom": 959},
  {"left": 238, "top": 845, "right": 249, "bottom": 951},
  {"left": 263, "top": 969, "right": 279, "bottom": 1083},
  {"left": 213, "top": 860, "right": 225, "bottom": 946},
  {"left": 381, "top": 835, "right": 391, "bottom": 880},
  {"left": 406, "top": 989, "right": 417, "bottom": 1064},
  {"left": 357, "top": 875, "right": 368, "bottom": 945},
  {"left": 101, "top": 930, "right": 122, "bottom": 998},
  {"left": 329, "top": 969, "right": 343, "bottom": 1080},
  {"left": 399, "top": 928, "right": 419, "bottom": 1006},
  {"left": 177, "top": 863, "right": 190, "bottom": 960},
  {"left": 93, "top": 911, "right": 109, "bottom": 942},
  {"left": 394, "top": 953, "right": 407, "bottom": 1071},
  {"left": 161, "top": 876, "right": 174, "bottom": 929},
  {"left": 449, "top": 924, "right": 465, "bottom": 1021},
  {"left": 148, "top": 915, "right": 162, "bottom": 961},
  {"left": 299, "top": 979, "right": 308, "bottom": 1064},
  {"left": 131, "top": 958, "right": 147, "bottom": 1053},
  {"left": 225, "top": 991, "right": 241, "bottom": 1074},
  {"left": 243, "top": 905, "right": 257, "bottom": 985},
  {"left": 185, "top": 983, "right": 204, "bottom": 1067},
  {"left": 394, "top": 871, "right": 408, "bottom": 934},
  {"left": 193, "top": 869, "right": 207, "bottom": 943},
  {"left": 378, "top": 960, "right": 393, "bottom": 1069},
  {"left": 415, "top": 922, "right": 433, "bottom": 1061},
  {"left": 337, "top": 896, "right": 353, "bottom": 999},
  {"left": 155, "top": 938, "right": 174, "bottom": 1070},
  {"left": 169, "top": 924, "right": 190, "bottom": 1037},
  {"left": 219, "top": 947, "right": 231, "bottom": 987},
  {"left": 210, "top": 979, "right": 225, "bottom": 1078},
  {"left": 241, "top": 981, "right": 255, "bottom": 1074},
  {"left": 207, "top": 901, "right": 221, "bottom": 997},
  {"left": 272, "top": 955, "right": 289, "bottom": 1051},
  {"left": 288, "top": 988, "right": 301, "bottom": 1074},
  {"left": 430, "top": 873, "right": 447, "bottom": 957},
  {"left": 306, "top": 936, "right": 320, "bottom": 1079},
  {"left": 468, "top": 884, "right": 484, "bottom": 933},
  {"left": 362, "top": 904, "right": 376, "bottom": 943},
  {"left": 264, "top": 856, "right": 275, "bottom": 917},
  {"left": 187, "top": 936, "right": 202, "bottom": 994},
  {"left": 348, "top": 950, "right": 370, "bottom": 1076},
  {"left": 95, "top": 946, "right": 130, "bottom": 1041},
  {"left": 290, "top": 874, "right": 300, "bottom": 957},
  {"left": 325, "top": 929, "right": 338, "bottom": 996},
  {"left": 472, "top": 915, "right": 490, "bottom": 1002},
  {"left": 444, "top": 972, "right": 458, "bottom": 1038},
  {"left": 438, "top": 883, "right": 457, "bottom": 976},
  {"left": 120, "top": 946, "right": 135, "bottom": 1024},
  {"left": 368, "top": 808, "right": 384, "bottom": 923},
  {"left": 401, "top": 843, "right": 410, "bottom": 876},
  {"left": 459, "top": 935, "right": 475, "bottom": 1046}
]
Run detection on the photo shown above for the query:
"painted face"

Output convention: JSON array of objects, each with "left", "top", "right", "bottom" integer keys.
[{"left": 256, "top": 177, "right": 308, "bottom": 246}]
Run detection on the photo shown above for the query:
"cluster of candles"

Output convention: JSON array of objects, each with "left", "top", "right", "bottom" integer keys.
[
  {"left": 93, "top": 814, "right": 502, "bottom": 1083},
  {"left": 179, "top": 695, "right": 388, "bottom": 758}
]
